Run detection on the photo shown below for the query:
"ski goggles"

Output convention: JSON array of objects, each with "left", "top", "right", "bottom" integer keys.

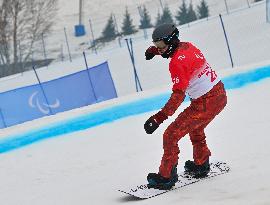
[{"left": 153, "top": 40, "right": 168, "bottom": 50}]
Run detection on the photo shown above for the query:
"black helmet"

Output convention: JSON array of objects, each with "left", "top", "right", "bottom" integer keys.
[
  {"left": 152, "top": 23, "right": 179, "bottom": 44},
  {"left": 152, "top": 23, "right": 180, "bottom": 58}
]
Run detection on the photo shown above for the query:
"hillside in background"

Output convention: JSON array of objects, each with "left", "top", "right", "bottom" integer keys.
[
  {"left": 0, "top": 1, "right": 269, "bottom": 204},
  {"left": 43, "top": 0, "right": 257, "bottom": 61},
  {"left": 0, "top": 1, "right": 269, "bottom": 99},
  {"left": 56, "top": 0, "right": 253, "bottom": 37}
]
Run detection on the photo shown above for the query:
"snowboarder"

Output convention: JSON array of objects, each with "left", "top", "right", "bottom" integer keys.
[{"left": 144, "top": 23, "right": 227, "bottom": 190}]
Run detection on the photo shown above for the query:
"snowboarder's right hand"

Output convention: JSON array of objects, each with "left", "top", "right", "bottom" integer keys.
[
  {"left": 145, "top": 46, "right": 160, "bottom": 60},
  {"left": 144, "top": 111, "right": 168, "bottom": 134}
]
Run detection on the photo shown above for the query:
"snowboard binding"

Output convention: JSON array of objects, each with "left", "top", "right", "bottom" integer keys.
[
  {"left": 184, "top": 159, "right": 210, "bottom": 178},
  {"left": 147, "top": 165, "right": 178, "bottom": 190}
]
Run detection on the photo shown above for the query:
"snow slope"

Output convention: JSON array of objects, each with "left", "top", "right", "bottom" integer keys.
[
  {"left": 0, "top": 67, "right": 269, "bottom": 205},
  {"left": 1, "top": 1, "right": 269, "bottom": 99},
  {"left": 56, "top": 0, "right": 252, "bottom": 39},
  {"left": 0, "top": 1, "right": 269, "bottom": 204},
  {"left": 40, "top": 0, "right": 266, "bottom": 65}
]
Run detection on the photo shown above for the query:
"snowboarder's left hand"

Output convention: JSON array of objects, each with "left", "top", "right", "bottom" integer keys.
[
  {"left": 145, "top": 46, "right": 160, "bottom": 60},
  {"left": 144, "top": 111, "right": 168, "bottom": 134}
]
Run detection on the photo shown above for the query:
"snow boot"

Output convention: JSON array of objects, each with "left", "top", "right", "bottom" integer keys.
[
  {"left": 147, "top": 165, "right": 178, "bottom": 190},
  {"left": 184, "top": 158, "right": 210, "bottom": 178}
]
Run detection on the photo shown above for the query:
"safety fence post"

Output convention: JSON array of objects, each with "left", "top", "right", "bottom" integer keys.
[
  {"left": 219, "top": 14, "right": 234, "bottom": 68},
  {"left": 125, "top": 38, "right": 143, "bottom": 92}
]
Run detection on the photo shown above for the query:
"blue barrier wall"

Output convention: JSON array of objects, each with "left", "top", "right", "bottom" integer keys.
[
  {"left": 0, "top": 65, "right": 270, "bottom": 153},
  {"left": 0, "top": 61, "right": 117, "bottom": 128}
]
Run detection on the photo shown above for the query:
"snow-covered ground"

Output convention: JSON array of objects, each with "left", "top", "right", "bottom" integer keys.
[
  {"left": 0, "top": 66, "right": 270, "bottom": 204},
  {"left": 1, "top": 1, "right": 269, "bottom": 98},
  {"left": 0, "top": 1, "right": 270, "bottom": 204},
  {"left": 55, "top": 0, "right": 253, "bottom": 50},
  {"left": 57, "top": 0, "right": 251, "bottom": 31},
  {"left": 38, "top": 0, "right": 266, "bottom": 65}
]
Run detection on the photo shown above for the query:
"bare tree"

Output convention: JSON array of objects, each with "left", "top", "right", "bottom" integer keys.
[
  {"left": 0, "top": 0, "right": 11, "bottom": 66},
  {"left": 0, "top": 0, "right": 58, "bottom": 75},
  {"left": 22, "top": 0, "right": 58, "bottom": 63}
]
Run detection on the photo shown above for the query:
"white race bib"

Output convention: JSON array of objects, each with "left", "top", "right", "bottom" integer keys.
[{"left": 186, "top": 63, "right": 220, "bottom": 99}]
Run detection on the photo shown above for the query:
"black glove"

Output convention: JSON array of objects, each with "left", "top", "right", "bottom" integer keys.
[
  {"left": 145, "top": 46, "right": 160, "bottom": 60},
  {"left": 144, "top": 111, "right": 168, "bottom": 134},
  {"left": 144, "top": 118, "right": 159, "bottom": 134}
]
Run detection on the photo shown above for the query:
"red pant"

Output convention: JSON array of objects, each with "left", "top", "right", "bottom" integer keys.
[{"left": 159, "top": 81, "right": 227, "bottom": 178}]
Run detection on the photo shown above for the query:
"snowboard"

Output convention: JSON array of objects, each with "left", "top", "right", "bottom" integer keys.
[{"left": 118, "top": 161, "right": 230, "bottom": 199}]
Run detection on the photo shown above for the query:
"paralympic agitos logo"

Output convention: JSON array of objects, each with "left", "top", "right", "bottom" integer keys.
[{"left": 28, "top": 91, "right": 60, "bottom": 114}]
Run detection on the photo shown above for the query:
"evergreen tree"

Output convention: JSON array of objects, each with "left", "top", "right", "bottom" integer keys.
[
  {"left": 155, "top": 10, "right": 163, "bottom": 27},
  {"left": 187, "top": 2, "right": 197, "bottom": 22},
  {"left": 121, "top": 7, "right": 137, "bottom": 35},
  {"left": 175, "top": 0, "right": 189, "bottom": 25},
  {"left": 197, "top": 0, "right": 209, "bottom": 19},
  {"left": 101, "top": 14, "right": 117, "bottom": 41},
  {"left": 139, "top": 5, "right": 153, "bottom": 29},
  {"left": 160, "top": 5, "right": 174, "bottom": 25}
]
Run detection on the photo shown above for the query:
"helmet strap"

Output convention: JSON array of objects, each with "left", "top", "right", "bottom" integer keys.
[{"left": 161, "top": 39, "right": 180, "bottom": 58}]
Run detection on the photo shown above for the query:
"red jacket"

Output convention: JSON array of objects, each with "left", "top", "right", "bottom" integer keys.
[{"left": 161, "top": 42, "right": 220, "bottom": 117}]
